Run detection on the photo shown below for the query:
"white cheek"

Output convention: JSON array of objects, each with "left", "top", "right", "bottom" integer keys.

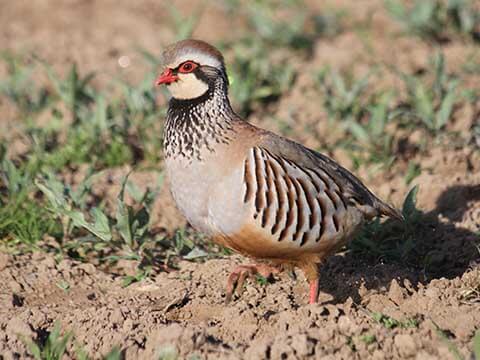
[{"left": 167, "top": 73, "right": 209, "bottom": 100}]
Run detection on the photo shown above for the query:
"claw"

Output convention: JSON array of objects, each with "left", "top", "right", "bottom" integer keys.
[{"left": 225, "top": 264, "right": 280, "bottom": 303}]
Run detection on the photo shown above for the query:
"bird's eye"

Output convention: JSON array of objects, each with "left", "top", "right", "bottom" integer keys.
[{"left": 178, "top": 61, "right": 197, "bottom": 73}]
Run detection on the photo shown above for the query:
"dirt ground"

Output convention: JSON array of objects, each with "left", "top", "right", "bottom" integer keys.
[{"left": 1, "top": 0, "right": 479, "bottom": 359}]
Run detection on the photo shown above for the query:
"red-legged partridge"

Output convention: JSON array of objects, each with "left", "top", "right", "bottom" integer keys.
[{"left": 156, "top": 39, "right": 402, "bottom": 304}]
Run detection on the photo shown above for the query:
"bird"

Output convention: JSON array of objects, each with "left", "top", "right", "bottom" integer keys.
[{"left": 155, "top": 39, "right": 402, "bottom": 304}]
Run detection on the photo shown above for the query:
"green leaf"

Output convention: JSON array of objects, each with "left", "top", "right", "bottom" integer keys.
[
  {"left": 347, "top": 121, "right": 370, "bottom": 143},
  {"left": 116, "top": 199, "right": 133, "bottom": 247},
  {"left": 91, "top": 208, "right": 111, "bottom": 240},
  {"left": 26, "top": 341, "right": 42, "bottom": 360},
  {"left": 414, "top": 83, "right": 434, "bottom": 127},
  {"left": 35, "top": 177, "right": 68, "bottom": 212},
  {"left": 402, "top": 185, "right": 420, "bottom": 220},
  {"left": 126, "top": 181, "right": 144, "bottom": 203},
  {"left": 473, "top": 329, "right": 480, "bottom": 360},
  {"left": 184, "top": 247, "right": 209, "bottom": 260},
  {"left": 436, "top": 82, "right": 458, "bottom": 130},
  {"left": 103, "top": 346, "right": 122, "bottom": 360},
  {"left": 405, "top": 162, "right": 421, "bottom": 185},
  {"left": 67, "top": 209, "right": 112, "bottom": 242}
]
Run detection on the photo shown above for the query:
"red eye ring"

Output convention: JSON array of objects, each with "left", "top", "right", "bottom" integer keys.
[{"left": 178, "top": 61, "right": 198, "bottom": 73}]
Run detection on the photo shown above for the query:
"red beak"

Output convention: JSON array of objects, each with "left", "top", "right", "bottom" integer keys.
[{"left": 155, "top": 68, "right": 178, "bottom": 85}]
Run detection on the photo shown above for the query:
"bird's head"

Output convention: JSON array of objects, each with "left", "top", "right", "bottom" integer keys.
[{"left": 156, "top": 39, "right": 228, "bottom": 100}]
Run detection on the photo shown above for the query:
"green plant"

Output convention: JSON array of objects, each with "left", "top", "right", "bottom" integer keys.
[
  {"left": 432, "top": 321, "right": 464, "bottom": 360},
  {"left": 237, "top": 0, "right": 343, "bottom": 52},
  {"left": 22, "top": 322, "right": 122, "bottom": 360},
  {"left": 350, "top": 185, "right": 421, "bottom": 262},
  {"left": 35, "top": 170, "right": 101, "bottom": 240},
  {"left": 371, "top": 312, "right": 419, "bottom": 329},
  {"left": 317, "top": 69, "right": 372, "bottom": 125},
  {"left": 3, "top": 54, "right": 163, "bottom": 172},
  {"left": 359, "top": 334, "right": 376, "bottom": 345},
  {"left": 157, "top": 345, "right": 178, "bottom": 360},
  {"left": 385, "top": 0, "right": 480, "bottom": 42},
  {"left": 405, "top": 162, "right": 422, "bottom": 185},
  {"left": 474, "top": 329, "right": 480, "bottom": 360},
  {"left": 40, "top": 61, "right": 96, "bottom": 124},
  {"left": 0, "top": 53, "right": 51, "bottom": 115},
  {"left": 343, "top": 91, "right": 396, "bottom": 167},
  {"left": 24, "top": 322, "right": 72, "bottom": 360},
  {"left": 396, "top": 52, "right": 461, "bottom": 135},
  {"left": 317, "top": 69, "right": 398, "bottom": 168},
  {"left": 169, "top": 6, "right": 203, "bottom": 40},
  {"left": 226, "top": 39, "right": 296, "bottom": 116},
  {"left": 0, "top": 159, "right": 60, "bottom": 247},
  {"left": 36, "top": 171, "right": 155, "bottom": 251}
]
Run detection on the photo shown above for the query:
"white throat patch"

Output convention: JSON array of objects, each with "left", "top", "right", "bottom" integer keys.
[{"left": 167, "top": 73, "right": 209, "bottom": 100}]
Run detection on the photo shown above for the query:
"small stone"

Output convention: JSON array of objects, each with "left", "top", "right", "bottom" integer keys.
[
  {"left": 6, "top": 317, "right": 34, "bottom": 339},
  {"left": 394, "top": 334, "right": 416, "bottom": 357},
  {"left": 317, "top": 328, "right": 332, "bottom": 343},
  {"left": 290, "top": 334, "right": 313, "bottom": 356},
  {"left": 424, "top": 287, "right": 440, "bottom": 299},
  {"left": 9, "top": 281, "right": 22, "bottom": 293},
  {"left": 123, "top": 318, "right": 133, "bottom": 332},
  {"left": 337, "top": 315, "right": 358, "bottom": 336},
  {"left": 388, "top": 279, "right": 405, "bottom": 304},
  {"left": 0, "top": 253, "right": 10, "bottom": 271},
  {"left": 40, "top": 257, "right": 56, "bottom": 269},
  {"left": 78, "top": 263, "right": 96, "bottom": 275},
  {"left": 57, "top": 259, "right": 72, "bottom": 272},
  {"left": 110, "top": 308, "right": 124, "bottom": 325}
]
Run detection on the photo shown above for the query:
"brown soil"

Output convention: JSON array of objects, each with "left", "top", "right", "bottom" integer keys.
[{"left": 1, "top": 0, "right": 479, "bottom": 359}]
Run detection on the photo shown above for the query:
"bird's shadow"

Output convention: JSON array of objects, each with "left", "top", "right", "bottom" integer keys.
[{"left": 318, "top": 184, "right": 480, "bottom": 305}]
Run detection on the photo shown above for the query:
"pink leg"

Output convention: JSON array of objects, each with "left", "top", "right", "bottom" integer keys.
[
  {"left": 225, "top": 264, "right": 280, "bottom": 303},
  {"left": 309, "top": 278, "right": 320, "bottom": 304}
]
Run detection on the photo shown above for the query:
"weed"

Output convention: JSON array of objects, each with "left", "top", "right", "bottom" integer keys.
[
  {"left": 225, "top": 0, "right": 343, "bottom": 53},
  {"left": 458, "top": 264, "right": 480, "bottom": 304},
  {"left": 432, "top": 321, "right": 464, "bottom": 360},
  {"left": 359, "top": 334, "right": 376, "bottom": 345},
  {"left": 474, "top": 329, "right": 480, "bottom": 360},
  {"left": 395, "top": 52, "right": 462, "bottom": 135},
  {"left": 346, "top": 336, "right": 356, "bottom": 352},
  {"left": 385, "top": 0, "right": 480, "bottom": 42},
  {"left": 371, "top": 312, "right": 419, "bottom": 329},
  {"left": 317, "top": 68, "right": 372, "bottom": 125},
  {"left": 226, "top": 39, "right": 296, "bottom": 116},
  {"left": 343, "top": 91, "right": 397, "bottom": 167},
  {"left": 316, "top": 68, "right": 400, "bottom": 168},
  {"left": 23, "top": 322, "right": 72, "bottom": 360},
  {"left": 2, "top": 54, "right": 162, "bottom": 171},
  {"left": 55, "top": 281, "right": 70, "bottom": 292},
  {"left": 0, "top": 159, "right": 60, "bottom": 248},
  {"left": 256, "top": 274, "right": 269, "bottom": 286},
  {"left": 122, "top": 266, "right": 152, "bottom": 287},
  {"left": 157, "top": 345, "right": 178, "bottom": 360},
  {"left": 22, "top": 322, "right": 121, "bottom": 360},
  {"left": 169, "top": 6, "right": 203, "bottom": 41},
  {"left": 405, "top": 162, "right": 422, "bottom": 185},
  {"left": 0, "top": 53, "right": 51, "bottom": 115},
  {"left": 40, "top": 61, "right": 96, "bottom": 124},
  {"left": 36, "top": 171, "right": 156, "bottom": 254},
  {"left": 350, "top": 185, "right": 421, "bottom": 263}
]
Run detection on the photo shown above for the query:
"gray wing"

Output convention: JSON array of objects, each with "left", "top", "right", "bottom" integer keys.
[{"left": 258, "top": 131, "right": 403, "bottom": 221}]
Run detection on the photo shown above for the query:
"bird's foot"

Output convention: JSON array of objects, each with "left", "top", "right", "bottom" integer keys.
[
  {"left": 309, "top": 278, "right": 320, "bottom": 304},
  {"left": 225, "top": 264, "right": 280, "bottom": 303}
]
